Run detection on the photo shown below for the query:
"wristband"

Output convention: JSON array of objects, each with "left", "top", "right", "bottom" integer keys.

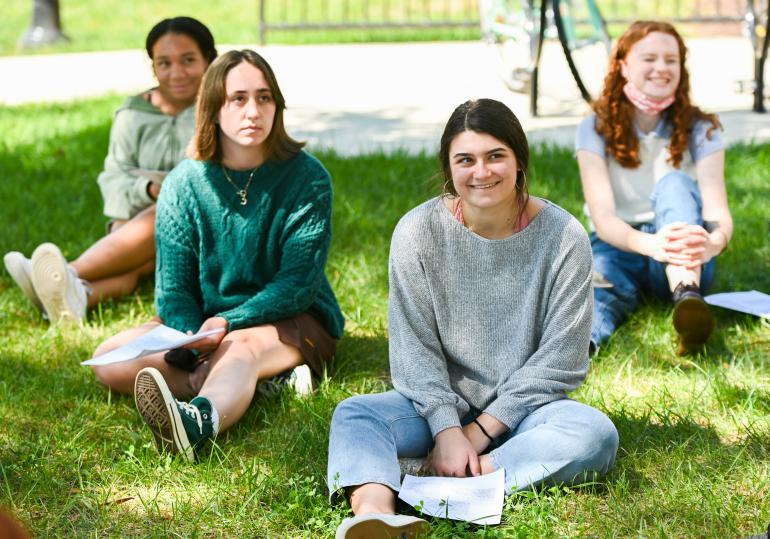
[{"left": 473, "top": 418, "right": 495, "bottom": 443}]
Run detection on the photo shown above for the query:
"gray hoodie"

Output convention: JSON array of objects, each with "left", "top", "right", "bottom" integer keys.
[{"left": 97, "top": 92, "right": 195, "bottom": 220}]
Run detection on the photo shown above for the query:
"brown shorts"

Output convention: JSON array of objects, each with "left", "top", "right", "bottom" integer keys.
[{"left": 273, "top": 312, "right": 337, "bottom": 378}]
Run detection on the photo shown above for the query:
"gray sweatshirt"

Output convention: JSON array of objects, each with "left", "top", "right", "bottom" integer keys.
[{"left": 388, "top": 197, "right": 593, "bottom": 437}]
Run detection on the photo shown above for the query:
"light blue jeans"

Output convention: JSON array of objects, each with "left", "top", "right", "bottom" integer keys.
[
  {"left": 327, "top": 390, "right": 619, "bottom": 499},
  {"left": 592, "top": 171, "right": 716, "bottom": 347}
]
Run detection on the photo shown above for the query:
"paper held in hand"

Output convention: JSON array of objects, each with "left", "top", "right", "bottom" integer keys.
[
  {"left": 398, "top": 468, "right": 505, "bottom": 525},
  {"left": 704, "top": 290, "right": 770, "bottom": 319},
  {"left": 81, "top": 325, "right": 226, "bottom": 366}
]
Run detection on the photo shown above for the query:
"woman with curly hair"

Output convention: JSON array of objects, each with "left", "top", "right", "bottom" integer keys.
[{"left": 576, "top": 20, "right": 732, "bottom": 355}]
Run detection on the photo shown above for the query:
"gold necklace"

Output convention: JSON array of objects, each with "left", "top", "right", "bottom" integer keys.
[{"left": 221, "top": 166, "right": 258, "bottom": 205}]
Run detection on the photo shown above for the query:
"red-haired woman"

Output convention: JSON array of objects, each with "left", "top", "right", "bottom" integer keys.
[{"left": 576, "top": 21, "right": 732, "bottom": 355}]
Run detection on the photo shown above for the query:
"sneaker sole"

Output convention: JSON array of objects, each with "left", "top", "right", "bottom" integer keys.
[
  {"left": 673, "top": 296, "right": 715, "bottom": 355},
  {"left": 3, "top": 252, "right": 44, "bottom": 313},
  {"left": 342, "top": 519, "right": 430, "bottom": 539},
  {"left": 29, "top": 243, "right": 82, "bottom": 325},
  {"left": 134, "top": 368, "right": 195, "bottom": 463}
]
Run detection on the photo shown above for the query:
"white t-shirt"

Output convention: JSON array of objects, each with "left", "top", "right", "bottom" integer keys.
[{"left": 575, "top": 114, "right": 724, "bottom": 226}]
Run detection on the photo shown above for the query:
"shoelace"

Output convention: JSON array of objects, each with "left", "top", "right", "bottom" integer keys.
[{"left": 178, "top": 401, "right": 203, "bottom": 433}]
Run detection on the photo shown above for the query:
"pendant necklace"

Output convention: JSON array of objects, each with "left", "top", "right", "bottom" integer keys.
[{"left": 222, "top": 165, "right": 258, "bottom": 205}]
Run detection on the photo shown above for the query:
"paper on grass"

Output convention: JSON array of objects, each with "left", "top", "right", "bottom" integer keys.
[
  {"left": 81, "top": 325, "right": 225, "bottom": 366},
  {"left": 704, "top": 290, "right": 770, "bottom": 319},
  {"left": 398, "top": 468, "right": 505, "bottom": 525}
]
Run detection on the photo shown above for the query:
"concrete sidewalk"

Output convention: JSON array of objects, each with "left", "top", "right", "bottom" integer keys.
[{"left": 1, "top": 39, "right": 768, "bottom": 154}]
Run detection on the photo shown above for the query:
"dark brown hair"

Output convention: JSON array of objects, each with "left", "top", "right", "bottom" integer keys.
[
  {"left": 439, "top": 99, "right": 530, "bottom": 222},
  {"left": 145, "top": 17, "right": 217, "bottom": 64},
  {"left": 593, "top": 20, "right": 720, "bottom": 169},
  {"left": 193, "top": 49, "right": 304, "bottom": 163}
]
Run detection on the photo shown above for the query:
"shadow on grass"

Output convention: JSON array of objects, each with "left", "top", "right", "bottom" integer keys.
[{"left": 610, "top": 407, "right": 769, "bottom": 484}]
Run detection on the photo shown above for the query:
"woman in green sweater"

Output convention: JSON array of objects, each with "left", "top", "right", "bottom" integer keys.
[
  {"left": 90, "top": 49, "right": 344, "bottom": 462},
  {"left": 3, "top": 17, "right": 216, "bottom": 325}
]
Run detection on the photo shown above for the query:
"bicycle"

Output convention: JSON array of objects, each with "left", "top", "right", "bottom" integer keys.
[
  {"left": 743, "top": 0, "right": 769, "bottom": 112},
  {"left": 480, "top": 0, "right": 612, "bottom": 116}
]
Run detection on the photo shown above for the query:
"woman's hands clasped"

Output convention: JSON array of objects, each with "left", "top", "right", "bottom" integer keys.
[
  {"left": 429, "top": 427, "right": 481, "bottom": 477},
  {"left": 426, "top": 415, "right": 507, "bottom": 477},
  {"left": 645, "top": 221, "right": 719, "bottom": 269}
]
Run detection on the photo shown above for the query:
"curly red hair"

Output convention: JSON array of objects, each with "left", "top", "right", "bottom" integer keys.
[{"left": 592, "top": 20, "right": 721, "bottom": 169}]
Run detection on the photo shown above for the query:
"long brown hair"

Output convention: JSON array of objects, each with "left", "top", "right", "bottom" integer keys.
[
  {"left": 193, "top": 49, "right": 304, "bottom": 163},
  {"left": 593, "top": 21, "right": 720, "bottom": 169}
]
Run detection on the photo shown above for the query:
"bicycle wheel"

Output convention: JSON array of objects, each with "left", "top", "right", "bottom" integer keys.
[
  {"left": 484, "top": 0, "right": 543, "bottom": 92},
  {"left": 553, "top": 0, "right": 611, "bottom": 103}
]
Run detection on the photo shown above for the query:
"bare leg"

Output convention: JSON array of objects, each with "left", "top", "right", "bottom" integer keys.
[
  {"left": 90, "top": 320, "right": 194, "bottom": 398},
  {"left": 348, "top": 484, "right": 397, "bottom": 516},
  {"left": 665, "top": 264, "right": 701, "bottom": 292},
  {"left": 72, "top": 205, "right": 156, "bottom": 282},
  {"left": 86, "top": 259, "right": 155, "bottom": 307},
  {"left": 197, "top": 325, "right": 303, "bottom": 432}
]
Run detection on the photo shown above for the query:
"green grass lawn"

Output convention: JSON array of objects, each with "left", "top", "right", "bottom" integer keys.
[
  {"left": 0, "top": 97, "right": 769, "bottom": 537},
  {"left": 2, "top": 0, "right": 480, "bottom": 56}
]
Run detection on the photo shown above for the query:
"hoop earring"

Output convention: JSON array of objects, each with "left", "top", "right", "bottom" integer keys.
[
  {"left": 517, "top": 169, "right": 528, "bottom": 191},
  {"left": 442, "top": 176, "right": 453, "bottom": 195}
]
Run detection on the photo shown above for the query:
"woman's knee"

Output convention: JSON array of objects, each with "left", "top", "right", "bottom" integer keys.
[
  {"left": 222, "top": 326, "right": 278, "bottom": 358},
  {"left": 570, "top": 409, "right": 619, "bottom": 474},
  {"left": 90, "top": 364, "right": 134, "bottom": 393},
  {"left": 652, "top": 171, "right": 702, "bottom": 210},
  {"left": 657, "top": 170, "right": 697, "bottom": 191},
  {"left": 331, "top": 395, "right": 373, "bottom": 428}
]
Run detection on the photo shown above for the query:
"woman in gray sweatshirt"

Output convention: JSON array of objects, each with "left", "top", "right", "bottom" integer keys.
[{"left": 328, "top": 99, "right": 619, "bottom": 538}]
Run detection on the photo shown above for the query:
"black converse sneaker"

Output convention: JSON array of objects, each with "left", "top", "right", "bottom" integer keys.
[
  {"left": 134, "top": 367, "right": 214, "bottom": 462},
  {"left": 672, "top": 282, "right": 715, "bottom": 355}
]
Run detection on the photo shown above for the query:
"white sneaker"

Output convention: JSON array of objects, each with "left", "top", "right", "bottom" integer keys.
[
  {"left": 288, "top": 364, "right": 314, "bottom": 397},
  {"left": 255, "top": 364, "right": 315, "bottom": 397},
  {"left": 335, "top": 514, "right": 430, "bottom": 539},
  {"left": 30, "top": 243, "right": 87, "bottom": 325},
  {"left": 3, "top": 251, "right": 44, "bottom": 314}
]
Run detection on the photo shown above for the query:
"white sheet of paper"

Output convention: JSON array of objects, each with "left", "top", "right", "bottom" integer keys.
[
  {"left": 704, "top": 290, "right": 770, "bottom": 319},
  {"left": 81, "top": 325, "right": 225, "bottom": 366},
  {"left": 398, "top": 468, "right": 505, "bottom": 525}
]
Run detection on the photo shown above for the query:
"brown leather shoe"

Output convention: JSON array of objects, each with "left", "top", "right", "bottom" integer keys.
[{"left": 672, "top": 282, "right": 715, "bottom": 355}]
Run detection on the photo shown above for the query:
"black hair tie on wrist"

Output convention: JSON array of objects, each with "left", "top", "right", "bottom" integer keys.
[{"left": 473, "top": 418, "right": 495, "bottom": 443}]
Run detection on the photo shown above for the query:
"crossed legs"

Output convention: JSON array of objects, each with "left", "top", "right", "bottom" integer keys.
[
  {"left": 327, "top": 391, "right": 618, "bottom": 514},
  {"left": 91, "top": 321, "right": 303, "bottom": 433}
]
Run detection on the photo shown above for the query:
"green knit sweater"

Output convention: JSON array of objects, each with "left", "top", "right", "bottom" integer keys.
[{"left": 154, "top": 151, "right": 344, "bottom": 339}]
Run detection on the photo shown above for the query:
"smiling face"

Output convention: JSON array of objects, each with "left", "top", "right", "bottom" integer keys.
[
  {"left": 621, "top": 31, "right": 681, "bottom": 100},
  {"left": 217, "top": 61, "right": 277, "bottom": 158},
  {"left": 151, "top": 32, "right": 208, "bottom": 107},
  {"left": 448, "top": 130, "right": 519, "bottom": 212}
]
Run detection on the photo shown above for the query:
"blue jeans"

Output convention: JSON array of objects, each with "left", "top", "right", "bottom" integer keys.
[
  {"left": 592, "top": 171, "right": 716, "bottom": 347},
  {"left": 327, "top": 390, "right": 619, "bottom": 499}
]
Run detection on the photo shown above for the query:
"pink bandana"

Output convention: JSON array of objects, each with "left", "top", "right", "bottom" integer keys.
[{"left": 622, "top": 81, "right": 675, "bottom": 115}]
